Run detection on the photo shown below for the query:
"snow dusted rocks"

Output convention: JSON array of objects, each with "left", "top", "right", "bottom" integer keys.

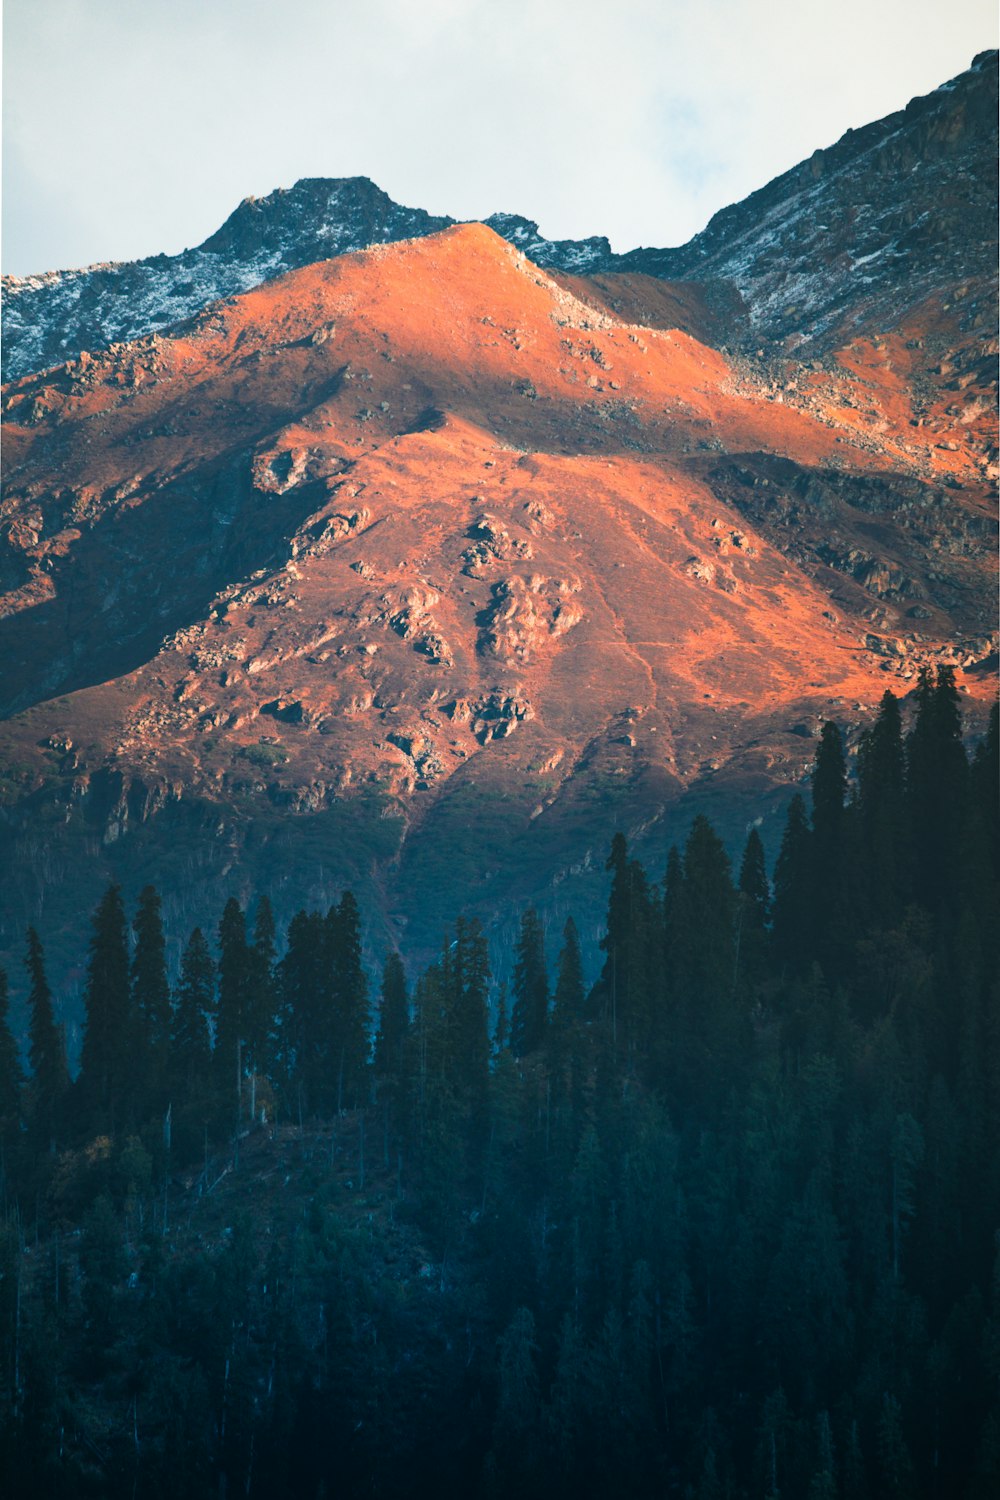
[{"left": 5, "top": 53, "right": 994, "bottom": 382}]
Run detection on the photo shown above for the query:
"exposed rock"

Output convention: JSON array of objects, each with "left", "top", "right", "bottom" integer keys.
[
  {"left": 291, "top": 507, "right": 370, "bottom": 558},
  {"left": 252, "top": 446, "right": 311, "bottom": 494},
  {"left": 260, "top": 698, "right": 306, "bottom": 724},
  {"left": 461, "top": 513, "right": 533, "bottom": 575},
  {"left": 479, "top": 575, "right": 582, "bottom": 662},
  {"left": 468, "top": 691, "right": 534, "bottom": 744}
]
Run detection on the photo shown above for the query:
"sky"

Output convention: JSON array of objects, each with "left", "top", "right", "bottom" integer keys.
[{"left": 2, "top": 0, "right": 997, "bottom": 276}]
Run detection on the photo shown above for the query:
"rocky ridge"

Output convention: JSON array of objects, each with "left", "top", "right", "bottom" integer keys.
[{"left": 3, "top": 54, "right": 995, "bottom": 382}]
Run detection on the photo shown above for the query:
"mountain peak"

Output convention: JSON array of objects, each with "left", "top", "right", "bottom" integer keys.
[
  {"left": 198, "top": 175, "right": 453, "bottom": 260},
  {"left": 1, "top": 50, "right": 996, "bottom": 384}
]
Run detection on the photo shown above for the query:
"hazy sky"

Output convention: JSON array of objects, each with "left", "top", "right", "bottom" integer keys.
[{"left": 3, "top": 0, "right": 997, "bottom": 276}]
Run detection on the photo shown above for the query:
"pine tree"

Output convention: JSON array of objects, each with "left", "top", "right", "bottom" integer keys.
[
  {"left": 245, "top": 896, "right": 277, "bottom": 1079},
  {"left": 131, "top": 884, "right": 171, "bottom": 1111},
  {"left": 216, "top": 898, "right": 249, "bottom": 1121},
  {"left": 548, "top": 916, "right": 586, "bottom": 1091},
  {"left": 327, "top": 892, "right": 370, "bottom": 1111},
  {"left": 807, "top": 1411, "right": 837, "bottom": 1500},
  {"left": 510, "top": 908, "right": 548, "bottom": 1058},
  {"left": 549, "top": 1310, "right": 586, "bottom": 1482},
  {"left": 736, "top": 827, "right": 770, "bottom": 991},
  {"left": 487, "top": 1307, "right": 541, "bottom": 1491},
  {"left": 25, "top": 927, "right": 68, "bottom": 1152},
  {"left": 79, "top": 886, "right": 131, "bottom": 1133},
  {"left": 652, "top": 844, "right": 689, "bottom": 1092},
  {"left": 493, "top": 984, "right": 510, "bottom": 1057},
  {"left": 772, "top": 794, "right": 814, "bottom": 972},
  {"left": 171, "top": 927, "right": 214, "bottom": 1092},
  {"left": 593, "top": 832, "right": 630, "bottom": 1039},
  {"left": 970, "top": 700, "right": 999, "bottom": 878},
  {"left": 278, "top": 909, "right": 326, "bottom": 1117},
  {"left": 906, "top": 665, "right": 968, "bottom": 913},
  {"left": 812, "top": 721, "right": 847, "bottom": 850},
  {"left": 966, "top": 699, "right": 1000, "bottom": 969},
  {"left": 677, "top": 816, "right": 738, "bottom": 1097},
  {"left": 374, "top": 951, "right": 409, "bottom": 1124},
  {"left": 592, "top": 834, "right": 655, "bottom": 1062},
  {"left": 0, "top": 969, "right": 24, "bottom": 1173},
  {"left": 877, "top": 1392, "right": 915, "bottom": 1498},
  {"left": 811, "top": 720, "right": 851, "bottom": 972},
  {"left": 449, "top": 917, "right": 491, "bottom": 1110},
  {"left": 857, "top": 691, "right": 907, "bottom": 926}
]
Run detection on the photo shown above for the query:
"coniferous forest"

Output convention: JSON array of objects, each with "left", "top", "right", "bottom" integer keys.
[{"left": 1, "top": 669, "right": 998, "bottom": 1498}]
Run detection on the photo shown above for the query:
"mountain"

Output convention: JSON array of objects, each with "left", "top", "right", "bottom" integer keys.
[
  {"left": 618, "top": 48, "right": 999, "bottom": 349},
  {"left": 3, "top": 53, "right": 995, "bottom": 383},
  {"left": 0, "top": 179, "right": 617, "bottom": 387},
  {"left": 0, "top": 57, "right": 996, "bottom": 1002}
]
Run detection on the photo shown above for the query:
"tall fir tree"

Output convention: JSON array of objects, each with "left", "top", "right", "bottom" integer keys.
[
  {"left": 549, "top": 913, "right": 586, "bottom": 1088},
  {"left": 374, "top": 951, "right": 410, "bottom": 1150},
  {"left": 965, "top": 699, "right": 1000, "bottom": 969},
  {"left": 681, "top": 816, "right": 737, "bottom": 1002},
  {"left": 487, "top": 1306, "right": 542, "bottom": 1491},
  {"left": 546, "top": 917, "right": 588, "bottom": 1170},
  {"left": 450, "top": 916, "right": 491, "bottom": 1108},
  {"left": 652, "top": 844, "right": 690, "bottom": 1093},
  {"left": 593, "top": 832, "right": 630, "bottom": 1038},
  {"left": 736, "top": 827, "right": 770, "bottom": 992},
  {"left": 592, "top": 834, "right": 655, "bottom": 1062},
  {"left": 510, "top": 908, "right": 548, "bottom": 1058},
  {"left": 279, "top": 910, "right": 326, "bottom": 1115},
  {"left": 970, "top": 699, "right": 999, "bottom": 881},
  {"left": 171, "top": 927, "right": 214, "bottom": 1092},
  {"left": 811, "top": 721, "right": 851, "bottom": 973},
  {"left": 374, "top": 952, "right": 409, "bottom": 1096},
  {"left": 246, "top": 896, "right": 278, "bottom": 1080},
  {"left": 25, "top": 927, "right": 68, "bottom": 1152},
  {"left": 327, "top": 892, "right": 370, "bottom": 1111},
  {"left": 0, "top": 968, "right": 24, "bottom": 1172},
  {"left": 216, "top": 898, "right": 250, "bottom": 1121},
  {"left": 79, "top": 886, "right": 131, "bottom": 1133},
  {"left": 771, "top": 794, "right": 814, "bottom": 974},
  {"left": 857, "top": 690, "right": 907, "bottom": 928},
  {"left": 676, "top": 816, "right": 739, "bottom": 1102},
  {"left": 131, "top": 884, "right": 171, "bottom": 1111},
  {"left": 906, "top": 665, "right": 968, "bottom": 913}
]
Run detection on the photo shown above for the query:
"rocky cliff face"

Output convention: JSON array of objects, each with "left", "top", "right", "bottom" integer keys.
[
  {"left": 0, "top": 56, "right": 996, "bottom": 998},
  {"left": 4, "top": 54, "right": 995, "bottom": 382}
]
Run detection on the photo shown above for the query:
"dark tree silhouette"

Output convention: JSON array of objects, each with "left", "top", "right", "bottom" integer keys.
[
  {"left": 510, "top": 908, "right": 548, "bottom": 1058},
  {"left": 25, "top": 927, "right": 68, "bottom": 1152},
  {"left": 79, "top": 886, "right": 131, "bottom": 1133}
]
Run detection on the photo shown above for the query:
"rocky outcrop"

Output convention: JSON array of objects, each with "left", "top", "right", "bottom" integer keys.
[
  {"left": 446, "top": 690, "right": 534, "bottom": 744},
  {"left": 478, "top": 576, "right": 583, "bottom": 664},
  {"left": 461, "top": 513, "right": 533, "bottom": 575}
]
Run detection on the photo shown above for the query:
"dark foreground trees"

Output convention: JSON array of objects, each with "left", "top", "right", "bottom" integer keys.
[{"left": 0, "top": 680, "right": 996, "bottom": 1500}]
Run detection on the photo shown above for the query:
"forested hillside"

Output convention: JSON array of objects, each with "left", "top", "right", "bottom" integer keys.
[{"left": 1, "top": 668, "right": 997, "bottom": 1497}]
